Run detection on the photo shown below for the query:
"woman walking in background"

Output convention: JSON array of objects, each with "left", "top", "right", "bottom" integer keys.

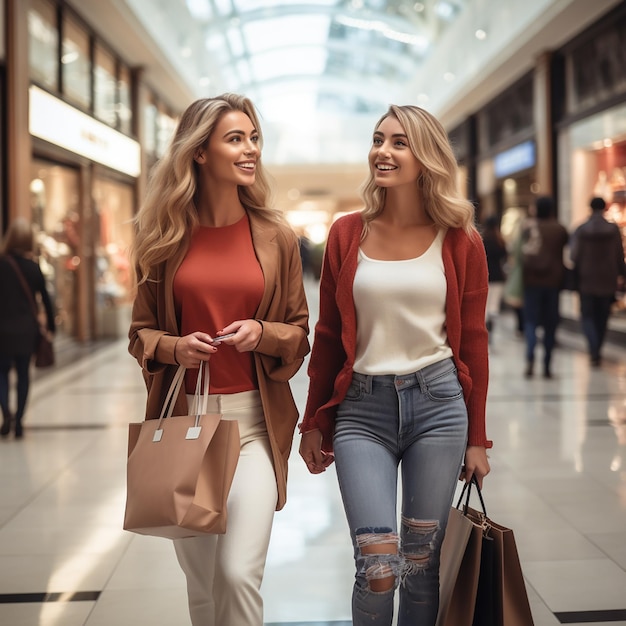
[
  {"left": 0, "top": 218, "right": 55, "bottom": 439},
  {"left": 128, "top": 94, "right": 309, "bottom": 626},
  {"left": 299, "top": 104, "right": 491, "bottom": 626},
  {"left": 482, "top": 214, "right": 508, "bottom": 338}
]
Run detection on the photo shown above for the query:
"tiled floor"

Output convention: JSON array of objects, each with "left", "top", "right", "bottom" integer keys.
[{"left": 1, "top": 282, "right": 626, "bottom": 625}]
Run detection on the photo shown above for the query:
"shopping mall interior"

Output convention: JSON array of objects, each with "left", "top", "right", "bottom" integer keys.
[{"left": 1, "top": 0, "right": 626, "bottom": 624}]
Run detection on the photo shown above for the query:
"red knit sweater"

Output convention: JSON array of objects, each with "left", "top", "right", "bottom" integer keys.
[{"left": 301, "top": 211, "right": 492, "bottom": 452}]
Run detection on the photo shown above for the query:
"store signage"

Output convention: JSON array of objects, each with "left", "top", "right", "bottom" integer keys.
[
  {"left": 494, "top": 141, "right": 535, "bottom": 178},
  {"left": 29, "top": 85, "right": 141, "bottom": 177}
]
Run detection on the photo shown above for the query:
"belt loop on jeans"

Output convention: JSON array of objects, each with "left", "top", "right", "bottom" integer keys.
[
  {"left": 415, "top": 369, "right": 427, "bottom": 393},
  {"left": 353, "top": 372, "right": 372, "bottom": 394},
  {"left": 363, "top": 375, "right": 373, "bottom": 394}
]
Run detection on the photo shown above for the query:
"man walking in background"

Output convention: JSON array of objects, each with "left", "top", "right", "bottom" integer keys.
[
  {"left": 521, "top": 196, "right": 569, "bottom": 379},
  {"left": 571, "top": 197, "right": 625, "bottom": 367}
]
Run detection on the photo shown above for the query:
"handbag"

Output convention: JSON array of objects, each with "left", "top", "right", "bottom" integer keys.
[
  {"left": 123, "top": 362, "right": 240, "bottom": 539},
  {"left": 437, "top": 477, "right": 534, "bottom": 626},
  {"left": 4, "top": 254, "right": 54, "bottom": 368}
]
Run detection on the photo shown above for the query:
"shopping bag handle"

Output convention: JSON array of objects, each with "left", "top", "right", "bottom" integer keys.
[
  {"left": 190, "top": 361, "right": 210, "bottom": 417},
  {"left": 456, "top": 475, "right": 488, "bottom": 517},
  {"left": 157, "top": 365, "right": 187, "bottom": 424},
  {"left": 156, "top": 361, "right": 210, "bottom": 425}
]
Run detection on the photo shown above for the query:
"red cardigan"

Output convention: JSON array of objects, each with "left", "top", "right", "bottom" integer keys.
[{"left": 301, "top": 211, "right": 492, "bottom": 452}]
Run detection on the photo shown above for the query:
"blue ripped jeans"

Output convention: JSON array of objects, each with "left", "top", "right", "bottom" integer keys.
[{"left": 333, "top": 358, "right": 468, "bottom": 626}]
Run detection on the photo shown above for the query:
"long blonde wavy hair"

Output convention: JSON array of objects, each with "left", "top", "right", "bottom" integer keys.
[
  {"left": 132, "top": 93, "right": 282, "bottom": 283},
  {"left": 361, "top": 105, "right": 476, "bottom": 236}
]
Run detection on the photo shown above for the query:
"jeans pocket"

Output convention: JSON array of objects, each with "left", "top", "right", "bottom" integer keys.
[
  {"left": 424, "top": 368, "right": 463, "bottom": 402},
  {"left": 343, "top": 379, "right": 364, "bottom": 402}
]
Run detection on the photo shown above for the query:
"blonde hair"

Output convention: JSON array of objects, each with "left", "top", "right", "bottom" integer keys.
[
  {"left": 360, "top": 105, "right": 476, "bottom": 235},
  {"left": 132, "top": 93, "right": 282, "bottom": 283},
  {"left": 2, "top": 218, "right": 34, "bottom": 255}
]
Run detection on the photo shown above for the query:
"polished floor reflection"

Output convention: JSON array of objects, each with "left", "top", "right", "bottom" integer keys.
[{"left": 1, "top": 284, "right": 626, "bottom": 625}]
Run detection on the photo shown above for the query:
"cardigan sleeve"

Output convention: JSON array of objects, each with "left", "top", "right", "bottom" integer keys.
[
  {"left": 300, "top": 220, "right": 348, "bottom": 433},
  {"left": 128, "top": 266, "right": 179, "bottom": 374},
  {"left": 457, "top": 230, "right": 492, "bottom": 448}
]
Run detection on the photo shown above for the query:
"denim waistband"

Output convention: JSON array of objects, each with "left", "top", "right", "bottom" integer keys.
[{"left": 351, "top": 357, "right": 456, "bottom": 393}]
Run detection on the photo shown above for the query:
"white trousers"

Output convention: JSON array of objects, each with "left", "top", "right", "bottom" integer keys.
[{"left": 174, "top": 390, "right": 278, "bottom": 626}]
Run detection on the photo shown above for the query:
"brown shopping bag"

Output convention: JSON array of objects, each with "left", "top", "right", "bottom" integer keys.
[
  {"left": 438, "top": 478, "right": 534, "bottom": 626},
  {"left": 437, "top": 480, "right": 486, "bottom": 626},
  {"left": 123, "top": 363, "right": 240, "bottom": 539},
  {"left": 489, "top": 517, "right": 535, "bottom": 626}
]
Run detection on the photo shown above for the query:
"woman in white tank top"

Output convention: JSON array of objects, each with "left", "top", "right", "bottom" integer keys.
[{"left": 300, "top": 105, "right": 491, "bottom": 626}]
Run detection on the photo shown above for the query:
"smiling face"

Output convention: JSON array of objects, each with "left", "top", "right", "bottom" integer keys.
[
  {"left": 368, "top": 114, "right": 422, "bottom": 189},
  {"left": 196, "top": 110, "right": 260, "bottom": 188}
]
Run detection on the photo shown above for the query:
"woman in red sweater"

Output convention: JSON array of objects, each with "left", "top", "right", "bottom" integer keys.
[
  {"left": 300, "top": 105, "right": 491, "bottom": 626},
  {"left": 129, "top": 94, "right": 309, "bottom": 626}
]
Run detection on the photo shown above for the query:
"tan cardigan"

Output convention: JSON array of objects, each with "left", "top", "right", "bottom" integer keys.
[{"left": 128, "top": 210, "right": 310, "bottom": 510}]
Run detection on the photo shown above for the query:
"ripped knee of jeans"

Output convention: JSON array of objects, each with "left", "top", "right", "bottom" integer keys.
[
  {"left": 400, "top": 516, "right": 440, "bottom": 577},
  {"left": 355, "top": 527, "right": 400, "bottom": 593}
]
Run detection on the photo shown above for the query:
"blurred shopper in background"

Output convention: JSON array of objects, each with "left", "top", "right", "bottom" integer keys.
[
  {"left": 0, "top": 218, "right": 55, "bottom": 439},
  {"left": 128, "top": 94, "right": 309, "bottom": 626},
  {"left": 481, "top": 214, "right": 508, "bottom": 338},
  {"left": 570, "top": 197, "right": 625, "bottom": 366},
  {"left": 520, "top": 196, "right": 569, "bottom": 379},
  {"left": 299, "top": 104, "right": 491, "bottom": 626},
  {"left": 502, "top": 208, "right": 527, "bottom": 337}
]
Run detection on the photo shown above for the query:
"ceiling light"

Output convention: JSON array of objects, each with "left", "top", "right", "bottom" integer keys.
[
  {"left": 444, "top": 72, "right": 455, "bottom": 82},
  {"left": 334, "top": 15, "right": 427, "bottom": 48},
  {"left": 435, "top": 1, "right": 455, "bottom": 20},
  {"left": 475, "top": 29, "right": 487, "bottom": 40},
  {"left": 185, "top": 0, "right": 212, "bottom": 20}
]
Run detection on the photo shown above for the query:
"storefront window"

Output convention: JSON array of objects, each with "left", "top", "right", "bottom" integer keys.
[
  {"left": 559, "top": 101, "right": 626, "bottom": 324},
  {"left": 94, "top": 43, "right": 116, "bottom": 127},
  {"left": 28, "top": 0, "right": 59, "bottom": 91},
  {"left": 62, "top": 14, "right": 91, "bottom": 109},
  {"left": 143, "top": 96, "right": 158, "bottom": 159},
  {"left": 559, "top": 101, "right": 626, "bottom": 232},
  {"left": 92, "top": 177, "right": 134, "bottom": 337},
  {"left": 29, "top": 160, "right": 81, "bottom": 341},
  {"left": 118, "top": 65, "right": 132, "bottom": 135},
  {"left": 156, "top": 106, "right": 177, "bottom": 157},
  {"left": 565, "top": 11, "right": 626, "bottom": 115}
]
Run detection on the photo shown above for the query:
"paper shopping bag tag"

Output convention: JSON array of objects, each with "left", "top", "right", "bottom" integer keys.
[
  {"left": 152, "top": 429, "right": 163, "bottom": 442},
  {"left": 186, "top": 426, "right": 202, "bottom": 440}
]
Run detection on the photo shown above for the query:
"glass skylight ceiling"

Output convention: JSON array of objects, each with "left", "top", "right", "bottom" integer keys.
[{"left": 125, "top": 0, "right": 467, "bottom": 162}]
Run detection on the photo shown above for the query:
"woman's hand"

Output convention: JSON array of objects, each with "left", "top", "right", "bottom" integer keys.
[
  {"left": 460, "top": 445, "right": 490, "bottom": 489},
  {"left": 299, "top": 429, "right": 334, "bottom": 474},
  {"left": 215, "top": 319, "right": 263, "bottom": 352},
  {"left": 174, "top": 332, "right": 217, "bottom": 368}
]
